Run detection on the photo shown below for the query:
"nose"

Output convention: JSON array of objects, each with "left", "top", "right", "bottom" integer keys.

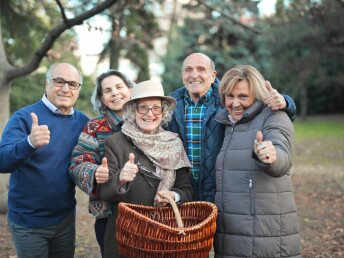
[
  {"left": 232, "top": 98, "right": 241, "bottom": 107},
  {"left": 189, "top": 69, "right": 198, "bottom": 79},
  {"left": 61, "top": 82, "right": 70, "bottom": 91},
  {"left": 111, "top": 88, "right": 119, "bottom": 96},
  {"left": 146, "top": 109, "right": 154, "bottom": 115}
]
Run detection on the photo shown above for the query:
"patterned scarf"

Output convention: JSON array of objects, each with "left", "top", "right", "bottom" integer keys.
[{"left": 121, "top": 121, "right": 191, "bottom": 200}]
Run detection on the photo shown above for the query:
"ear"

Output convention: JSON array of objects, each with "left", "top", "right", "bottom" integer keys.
[
  {"left": 211, "top": 70, "right": 217, "bottom": 83},
  {"left": 181, "top": 72, "right": 185, "bottom": 84},
  {"left": 45, "top": 80, "right": 50, "bottom": 91}
]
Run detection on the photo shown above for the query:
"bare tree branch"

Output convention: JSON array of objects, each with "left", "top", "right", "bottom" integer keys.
[
  {"left": 6, "top": 0, "right": 118, "bottom": 81},
  {"left": 196, "top": 0, "right": 261, "bottom": 34},
  {"left": 55, "top": 0, "right": 69, "bottom": 24},
  {"left": 336, "top": 0, "right": 344, "bottom": 8}
]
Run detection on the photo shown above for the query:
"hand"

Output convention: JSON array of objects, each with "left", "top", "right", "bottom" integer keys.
[
  {"left": 254, "top": 131, "right": 276, "bottom": 164},
  {"left": 155, "top": 190, "right": 175, "bottom": 206},
  {"left": 264, "top": 81, "right": 287, "bottom": 110},
  {"left": 29, "top": 112, "right": 50, "bottom": 148},
  {"left": 95, "top": 157, "right": 109, "bottom": 184},
  {"left": 119, "top": 153, "right": 138, "bottom": 186}
]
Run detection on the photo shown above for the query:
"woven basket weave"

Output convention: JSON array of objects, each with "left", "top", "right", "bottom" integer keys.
[{"left": 116, "top": 199, "right": 218, "bottom": 258}]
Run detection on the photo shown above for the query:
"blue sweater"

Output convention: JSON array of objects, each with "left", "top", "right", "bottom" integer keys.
[{"left": 0, "top": 100, "right": 88, "bottom": 227}]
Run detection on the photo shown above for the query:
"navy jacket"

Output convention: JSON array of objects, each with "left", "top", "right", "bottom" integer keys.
[{"left": 167, "top": 78, "right": 225, "bottom": 201}]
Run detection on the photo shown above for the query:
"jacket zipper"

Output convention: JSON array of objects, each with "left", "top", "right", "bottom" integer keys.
[{"left": 249, "top": 178, "right": 254, "bottom": 215}]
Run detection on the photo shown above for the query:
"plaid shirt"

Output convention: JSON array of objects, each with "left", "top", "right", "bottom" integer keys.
[{"left": 184, "top": 87, "right": 213, "bottom": 182}]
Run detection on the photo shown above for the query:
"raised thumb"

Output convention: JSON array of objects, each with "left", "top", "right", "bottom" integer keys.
[
  {"left": 265, "top": 80, "right": 273, "bottom": 92},
  {"left": 101, "top": 157, "right": 108, "bottom": 168},
  {"left": 128, "top": 153, "right": 135, "bottom": 164},
  {"left": 31, "top": 112, "right": 39, "bottom": 129},
  {"left": 256, "top": 131, "right": 264, "bottom": 144}
]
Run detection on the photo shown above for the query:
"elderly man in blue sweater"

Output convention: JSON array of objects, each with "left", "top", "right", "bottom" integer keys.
[
  {"left": 0, "top": 63, "right": 89, "bottom": 258},
  {"left": 167, "top": 53, "right": 296, "bottom": 202}
]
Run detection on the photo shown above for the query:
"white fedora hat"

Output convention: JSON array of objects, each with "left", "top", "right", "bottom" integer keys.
[{"left": 123, "top": 79, "right": 176, "bottom": 110}]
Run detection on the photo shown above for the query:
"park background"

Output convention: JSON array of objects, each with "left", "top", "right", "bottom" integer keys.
[{"left": 0, "top": 0, "right": 343, "bottom": 257}]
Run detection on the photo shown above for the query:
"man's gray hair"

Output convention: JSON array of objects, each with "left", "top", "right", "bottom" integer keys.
[{"left": 46, "top": 63, "right": 83, "bottom": 84}]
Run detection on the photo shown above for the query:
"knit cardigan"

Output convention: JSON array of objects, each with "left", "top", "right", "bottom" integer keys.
[{"left": 69, "top": 109, "right": 122, "bottom": 218}]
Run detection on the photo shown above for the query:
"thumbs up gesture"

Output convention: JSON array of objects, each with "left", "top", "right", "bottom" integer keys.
[
  {"left": 95, "top": 157, "right": 109, "bottom": 184},
  {"left": 264, "top": 81, "right": 287, "bottom": 110},
  {"left": 29, "top": 112, "right": 50, "bottom": 148},
  {"left": 253, "top": 131, "right": 276, "bottom": 164},
  {"left": 119, "top": 153, "right": 138, "bottom": 186}
]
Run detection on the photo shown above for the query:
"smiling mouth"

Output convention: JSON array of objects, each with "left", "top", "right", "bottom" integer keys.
[
  {"left": 190, "top": 81, "right": 202, "bottom": 85},
  {"left": 58, "top": 95, "right": 70, "bottom": 99}
]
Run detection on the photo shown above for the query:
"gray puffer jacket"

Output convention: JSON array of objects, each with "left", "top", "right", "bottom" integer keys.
[{"left": 214, "top": 101, "right": 301, "bottom": 258}]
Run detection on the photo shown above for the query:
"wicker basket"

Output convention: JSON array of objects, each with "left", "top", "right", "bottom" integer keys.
[{"left": 116, "top": 197, "right": 218, "bottom": 258}]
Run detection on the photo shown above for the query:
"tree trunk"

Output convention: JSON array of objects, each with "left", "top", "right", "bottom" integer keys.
[{"left": 0, "top": 84, "right": 10, "bottom": 214}]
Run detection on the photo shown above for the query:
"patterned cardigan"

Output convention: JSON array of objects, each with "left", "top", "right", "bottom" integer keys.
[{"left": 69, "top": 109, "right": 122, "bottom": 218}]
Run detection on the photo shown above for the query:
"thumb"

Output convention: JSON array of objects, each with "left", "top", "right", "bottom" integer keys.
[
  {"left": 101, "top": 157, "right": 108, "bottom": 168},
  {"left": 31, "top": 112, "right": 39, "bottom": 129},
  {"left": 265, "top": 80, "right": 273, "bottom": 92},
  {"left": 128, "top": 153, "right": 135, "bottom": 164},
  {"left": 256, "top": 131, "right": 264, "bottom": 144}
]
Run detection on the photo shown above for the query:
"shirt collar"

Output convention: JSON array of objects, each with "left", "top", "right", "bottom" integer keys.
[
  {"left": 41, "top": 94, "right": 74, "bottom": 115},
  {"left": 184, "top": 85, "right": 213, "bottom": 105}
]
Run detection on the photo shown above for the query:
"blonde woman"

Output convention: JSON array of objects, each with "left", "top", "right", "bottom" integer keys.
[{"left": 214, "top": 65, "right": 301, "bottom": 257}]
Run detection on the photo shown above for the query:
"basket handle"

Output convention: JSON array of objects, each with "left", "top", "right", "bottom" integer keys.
[{"left": 162, "top": 194, "right": 186, "bottom": 236}]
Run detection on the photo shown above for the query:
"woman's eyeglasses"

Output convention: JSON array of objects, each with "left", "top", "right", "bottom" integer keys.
[{"left": 136, "top": 105, "right": 163, "bottom": 115}]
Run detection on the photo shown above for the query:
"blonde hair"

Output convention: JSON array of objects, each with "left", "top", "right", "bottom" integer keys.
[{"left": 219, "top": 65, "right": 269, "bottom": 106}]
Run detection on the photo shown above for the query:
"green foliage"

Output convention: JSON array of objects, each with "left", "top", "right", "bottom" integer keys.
[
  {"left": 73, "top": 75, "right": 96, "bottom": 117},
  {"left": 161, "top": 0, "right": 263, "bottom": 92},
  {"left": 98, "top": 1, "right": 160, "bottom": 80},
  {"left": 262, "top": 0, "right": 344, "bottom": 115},
  {"left": 2, "top": 0, "right": 95, "bottom": 115},
  {"left": 10, "top": 74, "right": 46, "bottom": 112},
  {"left": 1, "top": 1, "right": 77, "bottom": 65}
]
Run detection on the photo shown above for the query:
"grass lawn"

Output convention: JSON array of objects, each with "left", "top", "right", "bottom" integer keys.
[{"left": 292, "top": 117, "right": 344, "bottom": 257}]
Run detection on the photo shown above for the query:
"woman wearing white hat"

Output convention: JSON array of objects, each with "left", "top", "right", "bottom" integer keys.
[{"left": 98, "top": 79, "right": 193, "bottom": 258}]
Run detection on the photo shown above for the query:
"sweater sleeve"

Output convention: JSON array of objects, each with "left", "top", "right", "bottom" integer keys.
[
  {"left": 98, "top": 136, "right": 123, "bottom": 202},
  {"left": 171, "top": 167, "right": 193, "bottom": 204},
  {"left": 254, "top": 110, "right": 294, "bottom": 177},
  {"left": 0, "top": 111, "right": 36, "bottom": 173},
  {"left": 69, "top": 122, "right": 101, "bottom": 195}
]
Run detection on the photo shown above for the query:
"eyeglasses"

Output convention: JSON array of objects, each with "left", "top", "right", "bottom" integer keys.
[
  {"left": 136, "top": 105, "right": 163, "bottom": 115},
  {"left": 51, "top": 77, "right": 81, "bottom": 90},
  {"left": 137, "top": 162, "right": 161, "bottom": 188}
]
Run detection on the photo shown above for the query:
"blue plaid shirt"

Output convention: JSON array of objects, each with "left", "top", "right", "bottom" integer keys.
[{"left": 184, "top": 87, "right": 213, "bottom": 182}]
